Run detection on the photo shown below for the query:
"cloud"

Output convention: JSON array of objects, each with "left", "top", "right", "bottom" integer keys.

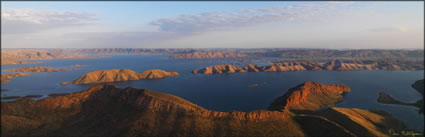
[
  {"left": 369, "top": 26, "right": 409, "bottom": 32},
  {"left": 1, "top": 8, "right": 97, "bottom": 34},
  {"left": 150, "top": 2, "right": 355, "bottom": 32},
  {"left": 61, "top": 31, "right": 183, "bottom": 48}
]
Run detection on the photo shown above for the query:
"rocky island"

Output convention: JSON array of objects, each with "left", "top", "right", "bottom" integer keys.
[
  {"left": 8, "top": 66, "right": 68, "bottom": 73},
  {"left": 1, "top": 73, "right": 31, "bottom": 83},
  {"left": 377, "top": 79, "right": 424, "bottom": 114},
  {"left": 1, "top": 81, "right": 415, "bottom": 137},
  {"left": 60, "top": 69, "right": 179, "bottom": 85},
  {"left": 170, "top": 51, "right": 248, "bottom": 59},
  {"left": 193, "top": 59, "right": 424, "bottom": 74}
]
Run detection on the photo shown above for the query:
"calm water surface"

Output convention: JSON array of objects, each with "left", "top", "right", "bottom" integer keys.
[{"left": 1, "top": 55, "right": 424, "bottom": 131}]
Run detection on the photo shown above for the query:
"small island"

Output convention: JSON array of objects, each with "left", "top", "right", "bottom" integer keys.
[
  {"left": 377, "top": 79, "right": 424, "bottom": 114},
  {"left": 60, "top": 69, "right": 179, "bottom": 85},
  {"left": 1, "top": 73, "right": 31, "bottom": 83}
]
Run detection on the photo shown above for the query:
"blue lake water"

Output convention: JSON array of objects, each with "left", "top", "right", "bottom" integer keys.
[{"left": 1, "top": 54, "right": 424, "bottom": 131}]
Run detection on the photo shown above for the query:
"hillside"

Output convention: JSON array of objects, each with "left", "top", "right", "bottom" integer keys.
[{"left": 1, "top": 81, "right": 413, "bottom": 137}]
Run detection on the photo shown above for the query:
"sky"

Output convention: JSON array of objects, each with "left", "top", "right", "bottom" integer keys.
[{"left": 1, "top": 2, "right": 424, "bottom": 49}]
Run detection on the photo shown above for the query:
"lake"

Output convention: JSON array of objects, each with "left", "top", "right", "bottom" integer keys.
[{"left": 1, "top": 54, "right": 424, "bottom": 131}]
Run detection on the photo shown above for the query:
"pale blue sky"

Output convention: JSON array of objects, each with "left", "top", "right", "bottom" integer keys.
[{"left": 1, "top": 2, "right": 423, "bottom": 49}]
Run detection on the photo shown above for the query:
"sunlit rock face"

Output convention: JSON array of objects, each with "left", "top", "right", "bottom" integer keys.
[
  {"left": 60, "top": 69, "right": 179, "bottom": 85},
  {"left": 268, "top": 81, "right": 350, "bottom": 111}
]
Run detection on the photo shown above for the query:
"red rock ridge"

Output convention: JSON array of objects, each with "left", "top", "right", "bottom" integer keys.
[{"left": 268, "top": 81, "right": 350, "bottom": 111}]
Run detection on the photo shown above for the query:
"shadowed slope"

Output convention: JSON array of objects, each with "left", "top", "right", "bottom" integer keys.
[
  {"left": 1, "top": 84, "right": 303, "bottom": 137},
  {"left": 1, "top": 82, "right": 414, "bottom": 137}
]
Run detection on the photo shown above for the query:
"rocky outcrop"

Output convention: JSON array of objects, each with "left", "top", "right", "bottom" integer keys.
[
  {"left": 268, "top": 81, "right": 350, "bottom": 111},
  {"left": 8, "top": 66, "right": 68, "bottom": 73},
  {"left": 193, "top": 59, "right": 424, "bottom": 74},
  {"left": 1, "top": 83, "right": 411, "bottom": 137},
  {"left": 377, "top": 79, "right": 424, "bottom": 115},
  {"left": 61, "top": 69, "right": 179, "bottom": 85},
  {"left": 170, "top": 52, "right": 248, "bottom": 59},
  {"left": 1, "top": 73, "right": 31, "bottom": 83}
]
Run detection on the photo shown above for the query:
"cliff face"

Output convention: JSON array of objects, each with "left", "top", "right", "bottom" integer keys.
[
  {"left": 193, "top": 59, "right": 424, "bottom": 74},
  {"left": 1, "top": 73, "right": 31, "bottom": 83},
  {"left": 8, "top": 66, "right": 68, "bottom": 73},
  {"left": 170, "top": 52, "right": 248, "bottom": 59},
  {"left": 61, "top": 69, "right": 179, "bottom": 85},
  {"left": 1, "top": 82, "right": 410, "bottom": 137},
  {"left": 268, "top": 81, "right": 351, "bottom": 111}
]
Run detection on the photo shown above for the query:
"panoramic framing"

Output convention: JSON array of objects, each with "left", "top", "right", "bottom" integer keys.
[{"left": 1, "top": 1, "right": 424, "bottom": 137}]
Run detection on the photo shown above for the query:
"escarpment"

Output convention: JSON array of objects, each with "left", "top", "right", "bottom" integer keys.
[
  {"left": 268, "top": 81, "right": 351, "bottom": 111},
  {"left": 193, "top": 59, "right": 424, "bottom": 74},
  {"left": 61, "top": 69, "right": 179, "bottom": 85},
  {"left": 1, "top": 81, "right": 413, "bottom": 137}
]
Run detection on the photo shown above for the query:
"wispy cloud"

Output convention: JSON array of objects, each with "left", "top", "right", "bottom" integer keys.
[
  {"left": 62, "top": 31, "right": 183, "bottom": 48},
  {"left": 369, "top": 26, "right": 409, "bottom": 32},
  {"left": 1, "top": 8, "right": 97, "bottom": 34},
  {"left": 150, "top": 2, "right": 355, "bottom": 32}
]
